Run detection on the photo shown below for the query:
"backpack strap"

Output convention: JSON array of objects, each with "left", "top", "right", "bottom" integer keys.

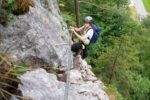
[
  {"left": 85, "top": 28, "right": 92, "bottom": 34},
  {"left": 85, "top": 28, "right": 92, "bottom": 40}
]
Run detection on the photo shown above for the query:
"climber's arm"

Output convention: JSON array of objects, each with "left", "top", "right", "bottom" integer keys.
[
  {"left": 70, "top": 25, "right": 85, "bottom": 32},
  {"left": 71, "top": 29, "right": 90, "bottom": 42}
]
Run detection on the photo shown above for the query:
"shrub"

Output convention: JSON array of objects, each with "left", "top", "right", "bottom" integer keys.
[
  {"left": 0, "top": 0, "right": 34, "bottom": 26},
  {"left": 13, "top": 0, "right": 34, "bottom": 15}
]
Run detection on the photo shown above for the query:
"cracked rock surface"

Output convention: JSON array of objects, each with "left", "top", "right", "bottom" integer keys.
[
  {"left": 19, "top": 56, "right": 109, "bottom": 100},
  {"left": 0, "top": 0, "right": 71, "bottom": 68}
]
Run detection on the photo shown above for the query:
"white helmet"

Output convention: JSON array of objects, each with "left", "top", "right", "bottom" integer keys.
[{"left": 84, "top": 16, "right": 93, "bottom": 23}]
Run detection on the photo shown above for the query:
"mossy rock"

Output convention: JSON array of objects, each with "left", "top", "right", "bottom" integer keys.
[
  {"left": 0, "top": 0, "right": 34, "bottom": 26},
  {"left": 0, "top": 7, "right": 9, "bottom": 26}
]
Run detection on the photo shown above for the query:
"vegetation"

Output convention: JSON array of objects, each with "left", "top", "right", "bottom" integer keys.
[
  {"left": 143, "top": 0, "right": 150, "bottom": 12},
  {"left": 0, "top": 0, "right": 150, "bottom": 99},
  {"left": 0, "top": 53, "right": 30, "bottom": 99},
  {"left": 13, "top": 0, "right": 34, "bottom": 15},
  {"left": 0, "top": 0, "right": 33, "bottom": 25},
  {"left": 0, "top": 0, "right": 33, "bottom": 99},
  {"left": 142, "top": 16, "right": 150, "bottom": 28},
  {"left": 59, "top": 0, "right": 150, "bottom": 100},
  {"left": 130, "top": 6, "right": 139, "bottom": 21}
]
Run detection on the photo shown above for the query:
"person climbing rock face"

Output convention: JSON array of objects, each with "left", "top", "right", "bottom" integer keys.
[{"left": 70, "top": 16, "right": 94, "bottom": 59}]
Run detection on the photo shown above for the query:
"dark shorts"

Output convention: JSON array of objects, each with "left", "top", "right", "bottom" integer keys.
[{"left": 71, "top": 42, "right": 88, "bottom": 59}]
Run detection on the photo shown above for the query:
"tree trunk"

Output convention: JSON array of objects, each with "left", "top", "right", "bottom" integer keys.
[
  {"left": 74, "top": 0, "right": 80, "bottom": 27},
  {"left": 109, "top": 41, "right": 123, "bottom": 84}
]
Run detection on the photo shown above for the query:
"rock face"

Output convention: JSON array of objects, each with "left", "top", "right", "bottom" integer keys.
[
  {"left": 19, "top": 69, "right": 65, "bottom": 100},
  {"left": 0, "top": 0, "right": 71, "bottom": 67},
  {"left": 19, "top": 56, "right": 109, "bottom": 100}
]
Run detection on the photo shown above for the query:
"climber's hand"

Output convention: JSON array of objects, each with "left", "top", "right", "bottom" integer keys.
[
  {"left": 70, "top": 26, "right": 74, "bottom": 29},
  {"left": 70, "top": 29, "right": 75, "bottom": 33}
]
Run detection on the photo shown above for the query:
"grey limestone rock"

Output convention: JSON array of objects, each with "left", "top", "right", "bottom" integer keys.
[
  {"left": 0, "top": 0, "right": 71, "bottom": 68},
  {"left": 18, "top": 56, "right": 109, "bottom": 100}
]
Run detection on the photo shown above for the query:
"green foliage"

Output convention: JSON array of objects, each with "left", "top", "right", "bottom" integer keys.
[
  {"left": 137, "top": 29, "right": 150, "bottom": 80},
  {"left": 0, "top": 8, "right": 16, "bottom": 26},
  {"left": 5, "top": 0, "right": 13, "bottom": 4},
  {"left": 142, "top": 16, "right": 150, "bottom": 28},
  {"left": 12, "top": 66, "right": 29, "bottom": 73},
  {"left": 4, "top": 0, "right": 18, "bottom": 12},
  {"left": 0, "top": 0, "right": 17, "bottom": 25},
  {"left": 62, "top": 12, "right": 76, "bottom": 26},
  {"left": 106, "top": 84, "right": 125, "bottom": 100},
  {"left": 129, "top": 72, "right": 150, "bottom": 100},
  {"left": 143, "top": 0, "right": 150, "bottom": 12},
  {"left": 0, "top": 0, "right": 33, "bottom": 26}
]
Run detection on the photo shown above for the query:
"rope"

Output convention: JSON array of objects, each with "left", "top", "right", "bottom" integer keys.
[
  {"left": 39, "top": 27, "right": 72, "bottom": 100},
  {"left": 54, "top": 43, "right": 70, "bottom": 46},
  {"left": 64, "top": 29, "right": 73, "bottom": 100}
]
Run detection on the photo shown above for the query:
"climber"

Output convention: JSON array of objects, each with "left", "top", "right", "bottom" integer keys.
[{"left": 70, "top": 16, "right": 94, "bottom": 59}]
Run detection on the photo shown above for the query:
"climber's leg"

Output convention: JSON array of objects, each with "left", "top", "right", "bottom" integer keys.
[
  {"left": 71, "top": 42, "right": 83, "bottom": 55},
  {"left": 82, "top": 48, "right": 87, "bottom": 59}
]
